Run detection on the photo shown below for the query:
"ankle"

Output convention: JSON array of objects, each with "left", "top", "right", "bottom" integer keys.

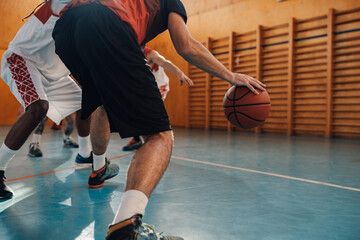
[
  {"left": 93, "top": 152, "right": 106, "bottom": 171},
  {"left": 112, "top": 190, "right": 148, "bottom": 225}
]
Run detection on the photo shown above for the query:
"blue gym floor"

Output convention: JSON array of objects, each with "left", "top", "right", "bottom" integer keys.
[{"left": 0, "top": 125, "right": 359, "bottom": 240}]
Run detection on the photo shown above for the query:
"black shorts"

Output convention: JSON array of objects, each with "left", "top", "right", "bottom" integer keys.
[{"left": 53, "top": 3, "right": 171, "bottom": 138}]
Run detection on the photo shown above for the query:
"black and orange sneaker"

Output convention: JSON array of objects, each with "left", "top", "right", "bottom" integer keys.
[
  {"left": 106, "top": 215, "right": 184, "bottom": 240},
  {"left": 88, "top": 159, "right": 119, "bottom": 188},
  {"left": 122, "top": 138, "right": 143, "bottom": 151},
  {"left": 0, "top": 170, "right": 13, "bottom": 200}
]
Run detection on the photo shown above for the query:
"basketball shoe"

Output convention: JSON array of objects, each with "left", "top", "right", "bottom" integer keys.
[
  {"left": 106, "top": 215, "right": 184, "bottom": 240},
  {"left": 88, "top": 159, "right": 119, "bottom": 188},
  {"left": 75, "top": 153, "right": 93, "bottom": 166},
  {"left": 123, "top": 138, "right": 143, "bottom": 151},
  {"left": 28, "top": 142, "right": 43, "bottom": 157},
  {"left": 63, "top": 137, "right": 79, "bottom": 148},
  {"left": 0, "top": 170, "right": 13, "bottom": 199}
]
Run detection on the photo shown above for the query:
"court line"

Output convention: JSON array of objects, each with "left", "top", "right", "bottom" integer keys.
[
  {"left": 7, "top": 166, "right": 78, "bottom": 182},
  {"left": 108, "top": 152, "right": 134, "bottom": 161},
  {"left": 172, "top": 155, "right": 360, "bottom": 192},
  {"left": 7, "top": 152, "right": 359, "bottom": 192},
  {"left": 7, "top": 152, "right": 134, "bottom": 183}
]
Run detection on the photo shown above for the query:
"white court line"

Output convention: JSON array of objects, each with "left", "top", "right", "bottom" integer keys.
[{"left": 172, "top": 156, "right": 360, "bottom": 192}]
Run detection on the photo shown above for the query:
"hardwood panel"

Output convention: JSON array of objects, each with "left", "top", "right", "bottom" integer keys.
[{"left": 178, "top": 3, "right": 360, "bottom": 138}]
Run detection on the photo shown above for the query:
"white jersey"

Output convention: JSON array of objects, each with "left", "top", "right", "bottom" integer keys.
[
  {"left": 151, "top": 66, "right": 170, "bottom": 99},
  {"left": 1, "top": 0, "right": 81, "bottom": 124},
  {"left": 143, "top": 47, "right": 170, "bottom": 99},
  {"left": 7, "top": 0, "right": 71, "bottom": 81}
]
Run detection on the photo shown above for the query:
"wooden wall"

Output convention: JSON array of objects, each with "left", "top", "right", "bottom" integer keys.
[
  {"left": 185, "top": 7, "right": 360, "bottom": 138},
  {"left": 148, "top": 0, "right": 360, "bottom": 138}
]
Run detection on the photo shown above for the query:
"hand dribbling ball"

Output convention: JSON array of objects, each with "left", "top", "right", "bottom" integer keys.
[{"left": 223, "top": 86, "right": 271, "bottom": 129}]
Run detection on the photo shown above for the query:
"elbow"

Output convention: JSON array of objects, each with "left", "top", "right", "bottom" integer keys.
[
  {"left": 178, "top": 45, "right": 193, "bottom": 59},
  {"left": 174, "top": 38, "right": 196, "bottom": 60}
]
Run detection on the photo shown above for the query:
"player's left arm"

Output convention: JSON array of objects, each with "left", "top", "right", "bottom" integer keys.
[
  {"left": 147, "top": 50, "right": 193, "bottom": 86},
  {"left": 168, "top": 12, "right": 265, "bottom": 94}
]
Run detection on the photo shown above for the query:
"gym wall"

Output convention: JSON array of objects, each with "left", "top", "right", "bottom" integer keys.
[
  {"left": 148, "top": 0, "right": 360, "bottom": 138},
  {"left": 0, "top": 0, "right": 44, "bottom": 125}
]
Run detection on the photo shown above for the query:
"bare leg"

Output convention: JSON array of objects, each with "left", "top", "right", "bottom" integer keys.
[
  {"left": 90, "top": 106, "right": 110, "bottom": 155},
  {"left": 5, "top": 100, "right": 49, "bottom": 150},
  {"left": 29, "top": 116, "right": 48, "bottom": 156},
  {"left": 76, "top": 110, "right": 91, "bottom": 137},
  {"left": 64, "top": 113, "right": 75, "bottom": 137},
  {"left": 34, "top": 117, "right": 48, "bottom": 135},
  {"left": 74, "top": 111, "right": 92, "bottom": 160},
  {"left": 87, "top": 106, "right": 119, "bottom": 184},
  {"left": 126, "top": 130, "right": 174, "bottom": 198}
]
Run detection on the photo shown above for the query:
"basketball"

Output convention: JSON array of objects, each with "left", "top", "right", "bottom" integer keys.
[{"left": 223, "top": 86, "right": 271, "bottom": 129}]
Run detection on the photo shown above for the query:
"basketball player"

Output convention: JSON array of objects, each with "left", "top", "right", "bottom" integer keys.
[
  {"left": 18, "top": 105, "right": 80, "bottom": 157},
  {"left": 28, "top": 113, "right": 80, "bottom": 157},
  {"left": 0, "top": 0, "right": 119, "bottom": 200},
  {"left": 53, "top": 0, "right": 266, "bottom": 238},
  {"left": 123, "top": 46, "right": 193, "bottom": 151}
]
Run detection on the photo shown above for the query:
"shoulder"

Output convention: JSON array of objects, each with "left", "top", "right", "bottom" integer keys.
[{"left": 161, "top": 0, "right": 187, "bottom": 25}]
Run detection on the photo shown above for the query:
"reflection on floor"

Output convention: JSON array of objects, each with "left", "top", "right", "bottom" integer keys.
[{"left": 0, "top": 126, "right": 360, "bottom": 240}]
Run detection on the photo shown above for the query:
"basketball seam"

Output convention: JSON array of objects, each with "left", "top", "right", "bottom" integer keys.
[
  {"left": 232, "top": 87, "right": 244, "bottom": 128},
  {"left": 233, "top": 112, "right": 244, "bottom": 129},
  {"left": 228, "top": 111, "right": 265, "bottom": 122},
  {"left": 223, "top": 102, "right": 271, "bottom": 108},
  {"left": 226, "top": 89, "right": 251, "bottom": 101}
]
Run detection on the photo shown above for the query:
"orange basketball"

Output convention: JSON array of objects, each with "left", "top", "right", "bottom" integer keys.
[{"left": 223, "top": 86, "right": 271, "bottom": 129}]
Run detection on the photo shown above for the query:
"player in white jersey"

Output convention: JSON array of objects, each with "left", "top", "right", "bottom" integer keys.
[
  {"left": 16, "top": 105, "right": 80, "bottom": 157},
  {"left": 122, "top": 46, "right": 193, "bottom": 151},
  {"left": 28, "top": 113, "right": 79, "bottom": 157},
  {"left": 0, "top": 0, "right": 119, "bottom": 200}
]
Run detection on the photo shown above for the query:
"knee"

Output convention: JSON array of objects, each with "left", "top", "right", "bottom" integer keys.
[
  {"left": 159, "top": 130, "right": 174, "bottom": 147},
  {"left": 26, "top": 100, "right": 49, "bottom": 120},
  {"left": 145, "top": 130, "right": 174, "bottom": 148},
  {"left": 163, "top": 130, "right": 174, "bottom": 147}
]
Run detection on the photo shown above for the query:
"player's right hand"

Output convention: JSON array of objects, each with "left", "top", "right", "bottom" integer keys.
[
  {"left": 229, "top": 73, "right": 266, "bottom": 95},
  {"left": 178, "top": 72, "right": 194, "bottom": 86}
]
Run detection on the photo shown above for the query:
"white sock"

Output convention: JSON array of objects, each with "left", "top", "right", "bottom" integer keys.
[
  {"left": 93, "top": 152, "right": 106, "bottom": 171},
  {"left": 78, "top": 135, "right": 91, "bottom": 158},
  {"left": 31, "top": 134, "right": 41, "bottom": 143},
  {"left": 0, "top": 143, "right": 17, "bottom": 171},
  {"left": 112, "top": 190, "right": 148, "bottom": 224},
  {"left": 63, "top": 134, "right": 70, "bottom": 140}
]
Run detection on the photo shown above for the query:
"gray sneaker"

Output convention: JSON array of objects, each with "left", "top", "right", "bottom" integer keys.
[
  {"left": 88, "top": 159, "right": 119, "bottom": 188},
  {"left": 63, "top": 137, "right": 79, "bottom": 148},
  {"left": 28, "top": 142, "right": 43, "bottom": 157},
  {"left": 106, "top": 215, "right": 183, "bottom": 240}
]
